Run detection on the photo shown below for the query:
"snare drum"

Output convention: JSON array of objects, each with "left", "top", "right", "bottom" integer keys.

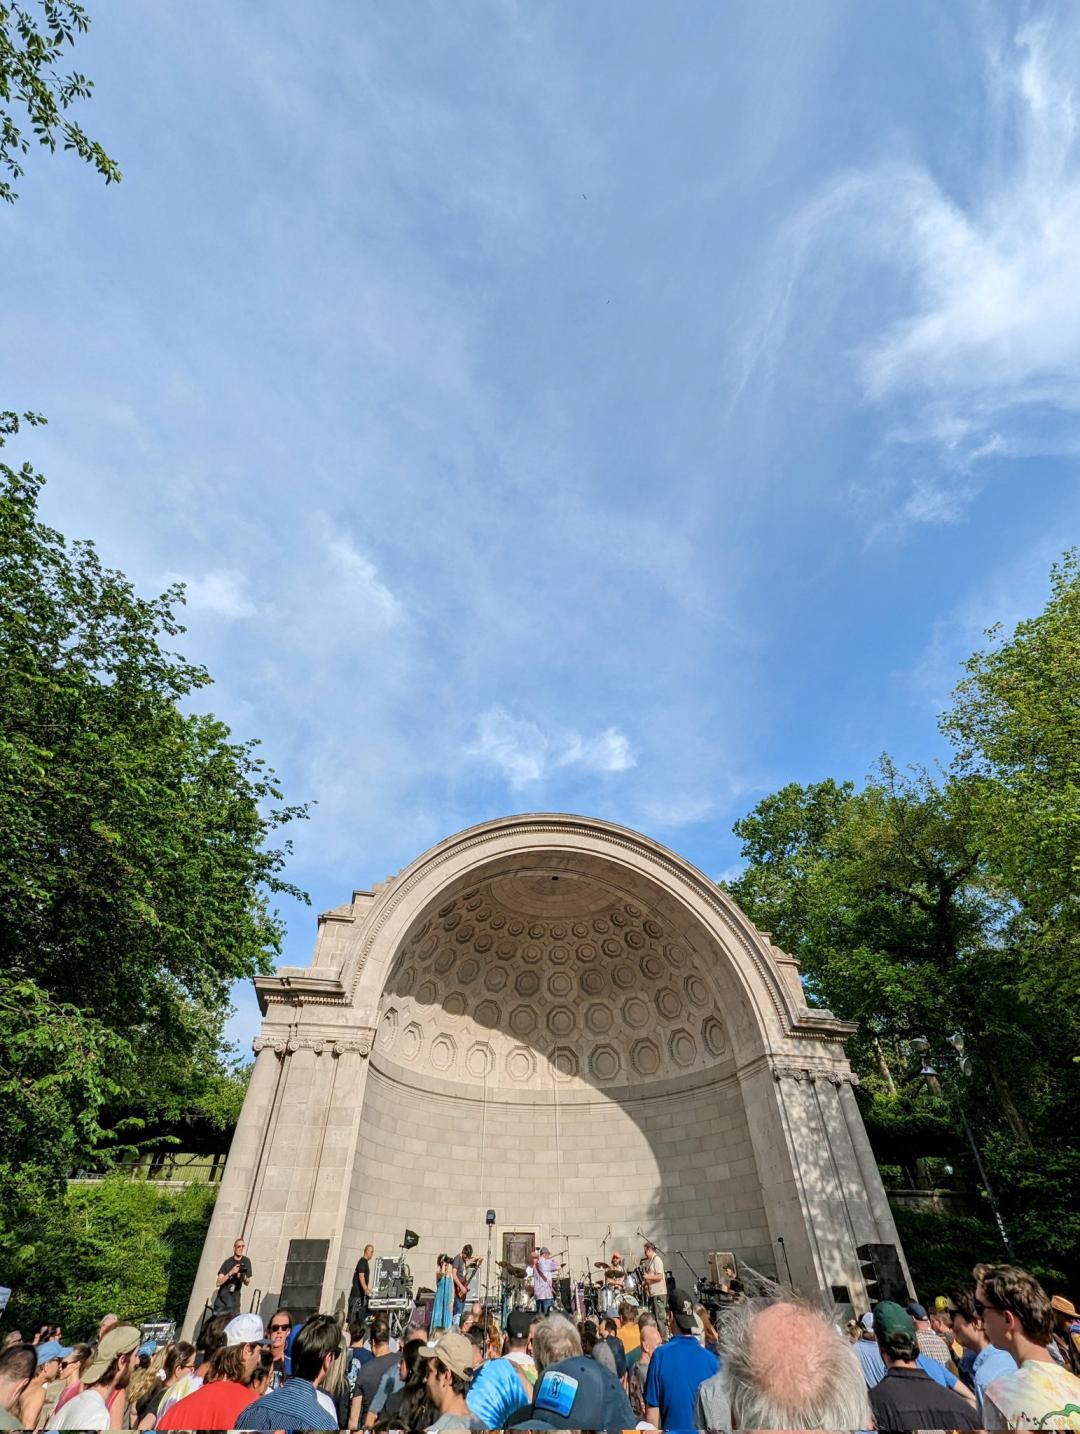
[
  {"left": 598, "top": 1285, "right": 621, "bottom": 1317},
  {"left": 623, "top": 1271, "right": 640, "bottom": 1299}
]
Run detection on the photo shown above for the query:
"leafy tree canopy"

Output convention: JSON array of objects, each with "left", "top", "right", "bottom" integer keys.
[
  {"left": 725, "top": 553, "right": 1080, "bottom": 1285},
  {"left": 0, "top": 1, "right": 120, "bottom": 202},
  {"left": 0, "top": 415, "right": 306, "bottom": 1281}
]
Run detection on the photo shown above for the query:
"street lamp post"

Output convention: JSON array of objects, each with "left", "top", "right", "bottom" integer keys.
[{"left": 912, "top": 1034, "right": 1014, "bottom": 1259}]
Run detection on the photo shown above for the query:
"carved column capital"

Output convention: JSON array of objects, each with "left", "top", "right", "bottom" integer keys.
[
  {"left": 333, "top": 1029, "right": 375, "bottom": 1058},
  {"left": 252, "top": 1036, "right": 287, "bottom": 1055}
]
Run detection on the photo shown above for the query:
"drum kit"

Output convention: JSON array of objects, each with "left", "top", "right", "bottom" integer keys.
[{"left": 494, "top": 1256, "right": 645, "bottom": 1321}]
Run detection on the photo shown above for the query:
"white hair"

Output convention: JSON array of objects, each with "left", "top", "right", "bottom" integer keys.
[
  {"left": 531, "top": 1314, "right": 581, "bottom": 1373},
  {"left": 718, "top": 1296, "right": 871, "bottom": 1431}
]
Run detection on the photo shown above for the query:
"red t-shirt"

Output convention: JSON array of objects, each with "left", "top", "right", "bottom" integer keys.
[{"left": 157, "top": 1378, "right": 255, "bottom": 1430}]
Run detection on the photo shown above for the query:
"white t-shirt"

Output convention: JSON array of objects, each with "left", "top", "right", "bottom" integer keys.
[{"left": 52, "top": 1387, "right": 110, "bottom": 1430}]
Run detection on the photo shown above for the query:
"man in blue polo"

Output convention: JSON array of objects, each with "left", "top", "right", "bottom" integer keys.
[{"left": 644, "top": 1288, "right": 719, "bottom": 1430}]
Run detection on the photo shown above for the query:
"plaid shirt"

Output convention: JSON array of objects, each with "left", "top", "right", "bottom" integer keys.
[{"left": 234, "top": 1377, "right": 338, "bottom": 1431}]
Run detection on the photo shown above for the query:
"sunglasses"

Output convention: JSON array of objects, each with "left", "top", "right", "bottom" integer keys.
[
  {"left": 973, "top": 1298, "right": 1004, "bottom": 1318},
  {"left": 269, "top": 1323, "right": 292, "bottom": 1333}
]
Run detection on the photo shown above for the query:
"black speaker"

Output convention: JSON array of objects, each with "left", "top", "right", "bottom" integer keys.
[
  {"left": 856, "top": 1242, "right": 908, "bottom": 1305},
  {"left": 279, "top": 1238, "right": 330, "bottom": 1320},
  {"left": 402, "top": 1229, "right": 419, "bottom": 1250}
]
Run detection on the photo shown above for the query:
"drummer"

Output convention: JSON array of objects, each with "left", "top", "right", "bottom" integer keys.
[{"left": 606, "top": 1252, "right": 627, "bottom": 1294}]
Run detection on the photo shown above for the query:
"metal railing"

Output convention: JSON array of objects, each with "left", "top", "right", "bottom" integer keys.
[{"left": 70, "top": 1152, "right": 227, "bottom": 1185}]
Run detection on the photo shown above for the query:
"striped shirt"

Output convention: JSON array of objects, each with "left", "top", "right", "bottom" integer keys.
[{"left": 234, "top": 1377, "right": 338, "bottom": 1431}]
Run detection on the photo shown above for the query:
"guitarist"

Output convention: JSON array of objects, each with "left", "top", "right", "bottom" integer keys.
[{"left": 451, "top": 1244, "right": 481, "bottom": 1324}]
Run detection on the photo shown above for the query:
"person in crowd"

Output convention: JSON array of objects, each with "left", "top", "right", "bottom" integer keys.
[
  {"left": 1052, "top": 1296, "right": 1080, "bottom": 1375},
  {"left": 393, "top": 1339, "right": 437, "bottom": 1431},
  {"left": 97, "top": 1315, "right": 119, "bottom": 1343},
  {"left": 416, "top": 1329, "right": 483, "bottom": 1431},
  {"left": 615, "top": 1302, "right": 640, "bottom": 1359},
  {"left": 853, "top": 1307, "right": 975, "bottom": 1397},
  {"left": 0, "top": 1345, "right": 36, "bottom": 1431},
  {"left": 158, "top": 1315, "right": 228, "bottom": 1417},
  {"left": 695, "top": 1304, "right": 720, "bottom": 1356},
  {"left": 431, "top": 1254, "right": 455, "bottom": 1332},
  {"left": 643, "top": 1287, "right": 719, "bottom": 1430},
  {"left": 344, "top": 1317, "right": 372, "bottom": 1407},
  {"left": 868, "top": 1301, "right": 979, "bottom": 1432},
  {"left": 579, "top": 1319, "right": 618, "bottom": 1377},
  {"left": 157, "top": 1313, "right": 264, "bottom": 1431},
  {"left": 641, "top": 1240, "right": 668, "bottom": 1327},
  {"left": 695, "top": 1295, "right": 870, "bottom": 1432},
  {"left": 246, "top": 1349, "right": 273, "bottom": 1400},
  {"left": 976, "top": 1262, "right": 1080, "bottom": 1429},
  {"left": 365, "top": 1331, "right": 427, "bottom": 1427},
  {"left": 19, "top": 1339, "right": 68, "bottom": 1429},
  {"left": 530, "top": 1248, "right": 560, "bottom": 1318},
  {"left": 598, "top": 1315, "right": 626, "bottom": 1379},
  {"left": 125, "top": 1346, "right": 168, "bottom": 1430},
  {"left": 948, "top": 1287, "right": 1017, "bottom": 1419},
  {"left": 351, "top": 1244, "right": 375, "bottom": 1327},
  {"left": 506, "top": 1314, "right": 634, "bottom": 1430},
  {"left": 348, "top": 1315, "right": 397, "bottom": 1430},
  {"left": 265, "top": 1308, "right": 293, "bottom": 1388},
  {"left": 629, "top": 1322, "right": 662, "bottom": 1420},
  {"left": 47, "top": 1343, "right": 93, "bottom": 1426},
  {"left": 211, "top": 1237, "right": 252, "bottom": 1318},
  {"left": 314, "top": 1324, "right": 351, "bottom": 1428},
  {"left": 135, "top": 1342, "right": 196, "bottom": 1431},
  {"left": 53, "top": 1323, "right": 141, "bottom": 1431},
  {"left": 235, "top": 1313, "right": 340, "bottom": 1431},
  {"left": 451, "top": 1246, "right": 480, "bottom": 1325},
  {"left": 465, "top": 1310, "right": 536, "bottom": 1428},
  {"left": 931, "top": 1294, "right": 966, "bottom": 1363},
  {"left": 907, "top": 1298, "right": 955, "bottom": 1366},
  {"left": 0, "top": 1336, "right": 21, "bottom": 1354},
  {"left": 464, "top": 1325, "right": 486, "bottom": 1370}
]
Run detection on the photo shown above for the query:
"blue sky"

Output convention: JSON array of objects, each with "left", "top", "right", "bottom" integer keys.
[{"left": 5, "top": 1, "right": 1079, "bottom": 1052}]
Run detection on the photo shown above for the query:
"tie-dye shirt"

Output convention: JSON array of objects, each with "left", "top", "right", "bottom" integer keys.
[{"left": 984, "top": 1357, "right": 1080, "bottom": 1429}]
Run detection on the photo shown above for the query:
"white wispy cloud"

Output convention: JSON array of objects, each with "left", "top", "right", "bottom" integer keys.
[
  {"left": 170, "top": 569, "right": 256, "bottom": 619},
  {"left": 739, "top": 8, "right": 1080, "bottom": 531},
  {"left": 323, "top": 526, "right": 406, "bottom": 628},
  {"left": 469, "top": 706, "right": 636, "bottom": 789}
]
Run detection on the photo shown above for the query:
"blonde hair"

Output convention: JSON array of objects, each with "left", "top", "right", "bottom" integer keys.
[{"left": 126, "top": 1345, "right": 168, "bottom": 1409}]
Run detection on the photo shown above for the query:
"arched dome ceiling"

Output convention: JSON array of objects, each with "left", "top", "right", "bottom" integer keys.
[{"left": 375, "top": 869, "right": 732, "bottom": 1092}]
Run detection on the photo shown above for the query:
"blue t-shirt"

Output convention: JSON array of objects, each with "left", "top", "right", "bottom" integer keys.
[
  {"left": 643, "top": 1334, "right": 720, "bottom": 1429},
  {"left": 467, "top": 1357, "right": 532, "bottom": 1427},
  {"left": 855, "top": 1339, "right": 959, "bottom": 1390}
]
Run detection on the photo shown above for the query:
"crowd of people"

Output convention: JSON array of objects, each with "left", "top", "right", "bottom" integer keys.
[{"left": 2, "top": 1257, "right": 1079, "bottom": 1429}]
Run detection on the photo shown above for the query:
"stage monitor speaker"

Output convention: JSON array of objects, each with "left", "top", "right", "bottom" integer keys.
[
  {"left": 708, "top": 1250, "right": 736, "bottom": 1285},
  {"left": 856, "top": 1242, "right": 908, "bottom": 1305},
  {"left": 279, "top": 1237, "right": 330, "bottom": 1320}
]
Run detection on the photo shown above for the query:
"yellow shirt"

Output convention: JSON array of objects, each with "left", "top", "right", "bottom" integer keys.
[{"left": 619, "top": 1323, "right": 641, "bottom": 1354}]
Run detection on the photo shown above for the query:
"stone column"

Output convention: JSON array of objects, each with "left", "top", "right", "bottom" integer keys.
[{"left": 182, "top": 1039, "right": 286, "bottom": 1337}]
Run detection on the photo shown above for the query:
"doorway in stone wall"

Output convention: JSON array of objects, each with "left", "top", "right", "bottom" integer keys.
[{"left": 502, "top": 1231, "right": 536, "bottom": 1271}]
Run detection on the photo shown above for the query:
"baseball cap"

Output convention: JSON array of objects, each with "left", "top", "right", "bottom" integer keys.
[
  {"left": 82, "top": 1324, "right": 141, "bottom": 1384},
  {"left": 539, "top": 1246, "right": 551, "bottom": 1255},
  {"left": 859, "top": 1311, "right": 875, "bottom": 1332},
  {"left": 418, "top": 1329, "right": 473, "bottom": 1382},
  {"left": 35, "top": 1340, "right": 72, "bottom": 1367},
  {"left": 137, "top": 1340, "right": 158, "bottom": 1358},
  {"left": 873, "top": 1301, "right": 916, "bottom": 1338},
  {"left": 669, "top": 1288, "right": 698, "bottom": 1332},
  {"left": 224, "top": 1312, "right": 265, "bottom": 1346},
  {"left": 516, "top": 1355, "right": 633, "bottom": 1430},
  {"left": 506, "top": 1309, "right": 533, "bottom": 1341},
  {"left": 905, "top": 1300, "right": 928, "bottom": 1320}
]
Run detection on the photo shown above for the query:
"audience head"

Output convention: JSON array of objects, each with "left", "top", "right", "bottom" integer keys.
[
  {"left": 97, "top": 1314, "right": 119, "bottom": 1341},
  {"left": 949, "top": 1289, "right": 989, "bottom": 1353},
  {"left": 975, "top": 1263, "right": 1054, "bottom": 1357},
  {"left": 247, "top": 1347, "right": 273, "bottom": 1395},
  {"left": 532, "top": 1314, "right": 581, "bottom": 1374},
  {"left": 291, "top": 1314, "right": 342, "bottom": 1385},
  {"left": 640, "top": 1323, "right": 663, "bottom": 1359},
  {"left": 722, "top": 1297, "right": 871, "bottom": 1431},
  {"left": 419, "top": 1331, "right": 473, "bottom": 1412},
  {"left": 368, "top": 1315, "right": 391, "bottom": 1352},
  {"left": 83, "top": 1324, "right": 141, "bottom": 1392},
  {"left": 268, "top": 1309, "right": 293, "bottom": 1354},
  {"left": 872, "top": 1301, "right": 920, "bottom": 1364},
  {"left": 0, "top": 1344, "right": 36, "bottom": 1410},
  {"left": 506, "top": 1310, "right": 532, "bottom": 1351}
]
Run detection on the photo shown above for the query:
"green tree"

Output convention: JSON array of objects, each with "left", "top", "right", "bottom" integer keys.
[
  {"left": 0, "top": 417, "right": 307, "bottom": 1289},
  {"left": 0, "top": 1, "right": 120, "bottom": 202}
]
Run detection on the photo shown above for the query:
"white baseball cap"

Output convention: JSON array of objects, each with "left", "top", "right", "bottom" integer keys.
[{"left": 224, "top": 1312, "right": 265, "bottom": 1345}]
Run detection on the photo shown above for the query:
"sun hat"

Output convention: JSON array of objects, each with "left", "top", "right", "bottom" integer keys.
[
  {"left": 35, "top": 1340, "right": 72, "bottom": 1367},
  {"left": 873, "top": 1302, "right": 916, "bottom": 1339},
  {"left": 224, "top": 1312, "right": 265, "bottom": 1346},
  {"left": 82, "top": 1324, "right": 141, "bottom": 1384},
  {"left": 418, "top": 1329, "right": 473, "bottom": 1382},
  {"left": 1052, "top": 1295, "right": 1078, "bottom": 1318},
  {"left": 669, "top": 1288, "right": 697, "bottom": 1333}
]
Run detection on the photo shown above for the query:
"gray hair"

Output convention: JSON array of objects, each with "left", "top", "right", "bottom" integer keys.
[
  {"left": 718, "top": 1296, "right": 871, "bottom": 1431},
  {"left": 531, "top": 1314, "right": 581, "bottom": 1374}
]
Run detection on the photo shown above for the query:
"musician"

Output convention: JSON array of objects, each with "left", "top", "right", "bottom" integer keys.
[
  {"left": 530, "top": 1247, "right": 562, "bottom": 1316},
  {"left": 607, "top": 1252, "right": 627, "bottom": 1292},
  {"left": 451, "top": 1244, "right": 481, "bottom": 1323},
  {"left": 641, "top": 1241, "right": 668, "bottom": 1325},
  {"left": 350, "top": 1243, "right": 374, "bottom": 1326}
]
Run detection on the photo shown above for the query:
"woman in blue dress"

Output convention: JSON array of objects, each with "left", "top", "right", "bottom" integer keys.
[{"left": 430, "top": 1252, "right": 454, "bottom": 1332}]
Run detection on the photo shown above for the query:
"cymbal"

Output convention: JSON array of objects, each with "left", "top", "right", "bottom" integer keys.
[
  {"left": 497, "top": 1261, "right": 527, "bottom": 1278},
  {"left": 594, "top": 1262, "right": 623, "bottom": 1273}
]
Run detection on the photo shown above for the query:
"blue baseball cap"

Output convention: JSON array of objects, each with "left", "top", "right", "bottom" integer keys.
[
  {"left": 905, "top": 1300, "right": 929, "bottom": 1320},
  {"left": 510, "top": 1355, "right": 634, "bottom": 1430},
  {"left": 138, "top": 1340, "right": 158, "bottom": 1357},
  {"left": 36, "top": 1340, "right": 73, "bottom": 1367}
]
